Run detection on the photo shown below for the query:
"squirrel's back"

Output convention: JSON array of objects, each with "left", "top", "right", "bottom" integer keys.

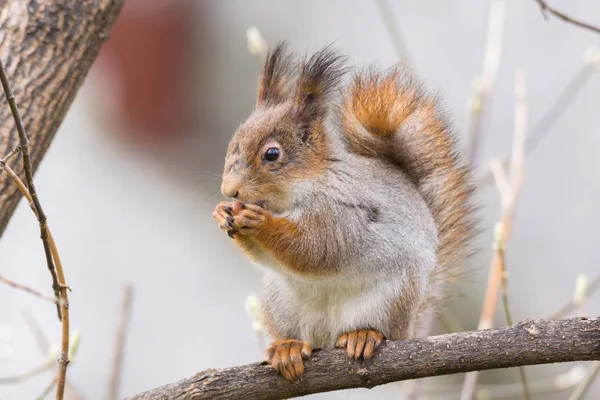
[{"left": 339, "top": 67, "right": 476, "bottom": 291}]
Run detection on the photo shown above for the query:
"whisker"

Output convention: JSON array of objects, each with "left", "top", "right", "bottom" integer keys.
[{"left": 201, "top": 187, "right": 222, "bottom": 204}]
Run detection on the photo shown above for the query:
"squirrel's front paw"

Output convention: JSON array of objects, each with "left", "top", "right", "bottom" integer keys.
[
  {"left": 212, "top": 201, "right": 236, "bottom": 238},
  {"left": 232, "top": 204, "right": 269, "bottom": 236},
  {"left": 265, "top": 339, "right": 312, "bottom": 382},
  {"left": 336, "top": 329, "right": 384, "bottom": 360}
]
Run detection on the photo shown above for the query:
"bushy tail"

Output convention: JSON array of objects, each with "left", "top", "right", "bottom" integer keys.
[{"left": 340, "top": 66, "right": 475, "bottom": 289}]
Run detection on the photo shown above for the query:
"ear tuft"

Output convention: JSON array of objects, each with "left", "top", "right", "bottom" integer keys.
[
  {"left": 257, "top": 42, "right": 295, "bottom": 106},
  {"left": 293, "top": 45, "right": 348, "bottom": 139}
]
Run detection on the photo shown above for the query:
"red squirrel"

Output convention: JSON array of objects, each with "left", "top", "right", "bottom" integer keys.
[{"left": 213, "top": 43, "right": 474, "bottom": 381}]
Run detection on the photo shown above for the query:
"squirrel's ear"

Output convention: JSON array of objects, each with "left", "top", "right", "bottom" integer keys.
[
  {"left": 257, "top": 42, "right": 294, "bottom": 107},
  {"left": 293, "top": 45, "right": 347, "bottom": 141}
]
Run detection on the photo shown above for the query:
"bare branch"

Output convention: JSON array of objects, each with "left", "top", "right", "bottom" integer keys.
[
  {"left": 0, "top": 274, "right": 56, "bottom": 303},
  {"left": 461, "top": 68, "right": 530, "bottom": 400},
  {"left": 107, "top": 284, "right": 134, "bottom": 400},
  {"left": 465, "top": 0, "right": 507, "bottom": 166},
  {"left": 477, "top": 63, "right": 595, "bottom": 186},
  {"left": 551, "top": 275, "right": 600, "bottom": 320},
  {"left": 534, "top": 0, "right": 600, "bottom": 35},
  {"left": 422, "top": 365, "right": 587, "bottom": 398},
  {"left": 1, "top": 163, "right": 70, "bottom": 400},
  {"left": 23, "top": 309, "right": 51, "bottom": 354},
  {"left": 0, "top": 57, "right": 62, "bottom": 319},
  {"left": 374, "top": 0, "right": 412, "bottom": 68},
  {"left": 37, "top": 377, "right": 58, "bottom": 400},
  {"left": 569, "top": 362, "right": 600, "bottom": 400},
  {"left": 488, "top": 158, "right": 511, "bottom": 207},
  {"left": 0, "top": 146, "right": 20, "bottom": 167},
  {"left": 126, "top": 317, "right": 600, "bottom": 400},
  {"left": 0, "top": 360, "right": 53, "bottom": 384}
]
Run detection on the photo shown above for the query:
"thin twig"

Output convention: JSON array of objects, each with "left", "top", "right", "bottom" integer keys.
[
  {"left": 550, "top": 274, "right": 600, "bottom": 319},
  {"left": 465, "top": 0, "right": 507, "bottom": 167},
  {"left": 0, "top": 359, "right": 53, "bottom": 384},
  {"left": 494, "top": 225, "right": 513, "bottom": 326},
  {"left": 568, "top": 362, "right": 600, "bottom": 400},
  {"left": 573, "top": 274, "right": 589, "bottom": 317},
  {"left": 48, "top": 227, "right": 70, "bottom": 400},
  {"left": 0, "top": 146, "right": 20, "bottom": 169},
  {"left": 509, "top": 68, "right": 527, "bottom": 189},
  {"left": 495, "top": 231, "right": 531, "bottom": 400},
  {"left": 23, "top": 308, "right": 51, "bottom": 354},
  {"left": 438, "top": 309, "right": 465, "bottom": 333},
  {"left": 420, "top": 365, "right": 587, "bottom": 398},
  {"left": 0, "top": 57, "right": 62, "bottom": 320},
  {"left": 107, "top": 284, "right": 134, "bottom": 400},
  {"left": 523, "top": 65, "right": 594, "bottom": 161},
  {"left": 461, "top": 68, "right": 530, "bottom": 400},
  {"left": 534, "top": 0, "right": 600, "bottom": 35},
  {"left": 488, "top": 159, "right": 511, "bottom": 207},
  {"left": 0, "top": 274, "right": 57, "bottom": 303},
  {"left": 37, "top": 377, "right": 58, "bottom": 400},
  {"left": 478, "top": 63, "right": 596, "bottom": 186},
  {"left": 2, "top": 164, "right": 70, "bottom": 400},
  {"left": 22, "top": 310, "right": 84, "bottom": 400},
  {"left": 374, "top": 0, "right": 412, "bottom": 68}
]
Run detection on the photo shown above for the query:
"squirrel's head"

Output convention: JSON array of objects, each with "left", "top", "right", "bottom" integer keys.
[{"left": 221, "top": 43, "right": 346, "bottom": 213}]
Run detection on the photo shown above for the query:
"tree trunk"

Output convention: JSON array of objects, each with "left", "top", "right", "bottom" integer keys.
[{"left": 0, "top": 0, "right": 126, "bottom": 237}]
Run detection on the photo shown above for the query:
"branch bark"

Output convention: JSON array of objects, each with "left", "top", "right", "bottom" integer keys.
[
  {"left": 127, "top": 317, "right": 600, "bottom": 400},
  {"left": 0, "top": 0, "right": 126, "bottom": 237}
]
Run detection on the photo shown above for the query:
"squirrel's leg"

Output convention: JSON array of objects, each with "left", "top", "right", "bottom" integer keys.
[
  {"left": 336, "top": 281, "right": 422, "bottom": 359},
  {"left": 230, "top": 204, "right": 336, "bottom": 275},
  {"left": 335, "top": 329, "right": 384, "bottom": 360},
  {"left": 387, "top": 280, "right": 423, "bottom": 340}
]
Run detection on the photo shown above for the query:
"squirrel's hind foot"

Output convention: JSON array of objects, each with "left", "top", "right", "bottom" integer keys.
[
  {"left": 265, "top": 339, "right": 312, "bottom": 382},
  {"left": 336, "top": 329, "right": 384, "bottom": 360}
]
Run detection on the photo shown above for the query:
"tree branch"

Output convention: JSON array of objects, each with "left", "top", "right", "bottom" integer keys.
[
  {"left": 127, "top": 317, "right": 600, "bottom": 400},
  {"left": 0, "top": 0, "right": 126, "bottom": 238},
  {"left": 107, "top": 284, "right": 134, "bottom": 400},
  {"left": 534, "top": 0, "right": 600, "bottom": 35},
  {"left": 0, "top": 273, "right": 56, "bottom": 303}
]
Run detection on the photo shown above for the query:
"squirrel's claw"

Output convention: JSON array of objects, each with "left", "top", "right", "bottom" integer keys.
[
  {"left": 213, "top": 201, "right": 238, "bottom": 237},
  {"left": 214, "top": 201, "right": 269, "bottom": 237},
  {"left": 336, "top": 329, "right": 384, "bottom": 360},
  {"left": 265, "top": 339, "right": 312, "bottom": 382},
  {"left": 232, "top": 204, "right": 268, "bottom": 236}
]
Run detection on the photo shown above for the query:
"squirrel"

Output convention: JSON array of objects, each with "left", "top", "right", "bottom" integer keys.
[{"left": 212, "top": 42, "right": 475, "bottom": 381}]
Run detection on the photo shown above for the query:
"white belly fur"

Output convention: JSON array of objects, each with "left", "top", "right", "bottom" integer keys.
[{"left": 262, "top": 268, "right": 403, "bottom": 349}]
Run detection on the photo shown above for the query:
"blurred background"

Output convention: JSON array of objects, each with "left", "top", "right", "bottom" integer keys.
[{"left": 1, "top": 0, "right": 599, "bottom": 398}]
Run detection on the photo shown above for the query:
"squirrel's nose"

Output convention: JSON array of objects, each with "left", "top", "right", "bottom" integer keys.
[{"left": 221, "top": 180, "right": 240, "bottom": 198}]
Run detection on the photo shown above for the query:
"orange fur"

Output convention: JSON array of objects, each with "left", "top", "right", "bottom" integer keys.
[
  {"left": 252, "top": 214, "right": 340, "bottom": 277},
  {"left": 343, "top": 68, "right": 421, "bottom": 138}
]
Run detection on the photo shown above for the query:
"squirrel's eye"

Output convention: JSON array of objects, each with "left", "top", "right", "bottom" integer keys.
[{"left": 264, "top": 147, "right": 280, "bottom": 162}]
